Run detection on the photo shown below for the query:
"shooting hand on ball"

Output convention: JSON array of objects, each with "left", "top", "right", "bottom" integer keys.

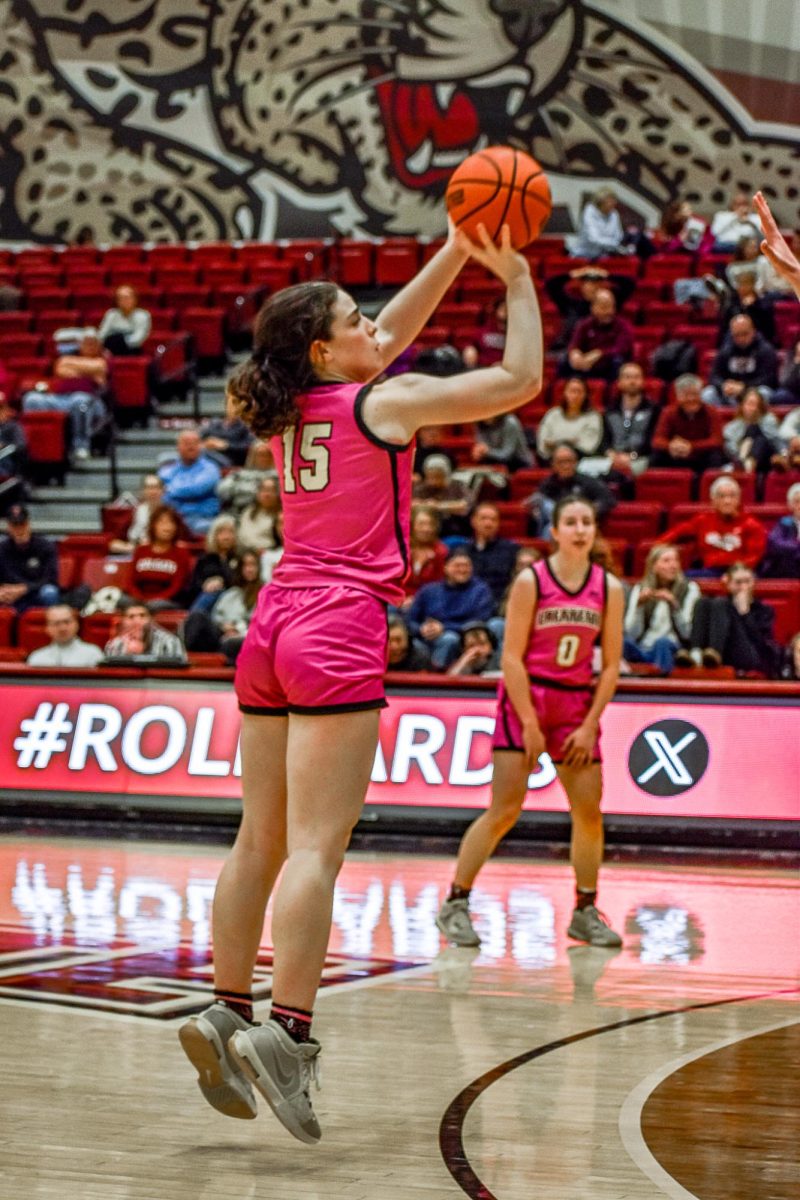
[{"left": 467, "top": 224, "right": 530, "bottom": 285}]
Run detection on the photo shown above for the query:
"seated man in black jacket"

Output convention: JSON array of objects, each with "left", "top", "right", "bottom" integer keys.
[
  {"left": 527, "top": 443, "right": 616, "bottom": 536},
  {"left": 689, "top": 563, "right": 780, "bottom": 676},
  {"left": 0, "top": 504, "right": 60, "bottom": 612},
  {"left": 701, "top": 314, "right": 779, "bottom": 407}
]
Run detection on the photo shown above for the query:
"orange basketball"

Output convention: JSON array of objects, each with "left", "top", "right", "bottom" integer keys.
[{"left": 445, "top": 146, "right": 552, "bottom": 248}]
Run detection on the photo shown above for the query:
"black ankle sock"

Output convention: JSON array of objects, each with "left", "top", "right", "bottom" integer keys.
[
  {"left": 271, "top": 1003, "right": 313, "bottom": 1044},
  {"left": 448, "top": 884, "right": 471, "bottom": 902},
  {"left": 576, "top": 888, "right": 597, "bottom": 911},
  {"left": 214, "top": 988, "right": 253, "bottom": 1023}
]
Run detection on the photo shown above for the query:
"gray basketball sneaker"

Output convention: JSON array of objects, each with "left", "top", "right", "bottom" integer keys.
[
  {"left": 436, "top": 897, "right": 481, "bottom": 947},
  {"left": 567, "top": 904, "right": 623, "bottom": 948},
  {"left": 228, "top": 1020, "right": 322, "bottom": 1145},
  {"left": 178, "top": 1002, "right": 258, "bottom": 1119}
]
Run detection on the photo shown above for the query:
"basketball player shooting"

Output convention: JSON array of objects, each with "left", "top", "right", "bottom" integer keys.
[{"left": 178, "top": 212, "right": 544, "bottom": 1144}]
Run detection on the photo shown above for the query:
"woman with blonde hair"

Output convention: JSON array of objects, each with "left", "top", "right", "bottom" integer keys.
[{"left": 624, "top": 543, "right": 699, "bottom": 673}]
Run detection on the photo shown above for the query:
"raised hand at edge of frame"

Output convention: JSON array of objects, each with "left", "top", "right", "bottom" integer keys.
[{"left": 753, "top": 192, "right": 800, "bottom": 300}]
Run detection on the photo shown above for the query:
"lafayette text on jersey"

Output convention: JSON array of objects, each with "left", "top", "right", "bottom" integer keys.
[{"left": 524, "top": 558, "right": 607, "bottom": 688}]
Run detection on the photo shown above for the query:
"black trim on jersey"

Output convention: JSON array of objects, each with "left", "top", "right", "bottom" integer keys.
[
  {"left": 354, "top": 385, "right": 414, "bottom": 452},
  {"left": 499, "top": 693, "right": 524, "bottom": 751},
  {"left": 287, "top": 698, "right": 388, "bottom": 715},
  {"left": 354, "top": 384, "right": 410, "bottom": 576},
  {"left": 528, "top": 672, "right": 593, "bottom": 693},
  {"left": 551, "top": 757, "right": 602, "bottom": 765},
  {"left": 544, "top": 556, "right": 593, "bottom": 598},
  {"left": 389, "top": 451, "right": 409, "bottom": 576},
  {"left": 239, "top": 704, "right": 289, "bottom": 716}
]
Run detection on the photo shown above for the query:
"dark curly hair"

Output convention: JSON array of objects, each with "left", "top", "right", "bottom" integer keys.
[{"left": 229, "top": 281, "right": 339, "bottom": 439}]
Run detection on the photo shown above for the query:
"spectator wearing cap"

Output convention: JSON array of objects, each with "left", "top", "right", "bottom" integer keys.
[
  {"left": 159, "top": 429, "right": 221, "bottom": 534},
  {"left": 406, "top": 548, "right": 495, "bottom": 670},
  {"left": 0, "top": 504, "right": 59, "bottom": 612},
  {"left": 103, "top": 598, "right": 186, "bottom": 661},
  {"left": 545, "top": 265, "right": 637, "bottom": 348},
  {"left": 27, "top": 605, "right": 104, "bottom": 668},
  {"left": 447, "top": 621, "right": 501, "bottom": 676}
]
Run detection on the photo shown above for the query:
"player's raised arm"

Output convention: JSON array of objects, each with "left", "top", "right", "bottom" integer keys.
[
  {"left": 754, "top": 191, "right": 800, "bottom": 301},
  {"left": 372, "top": 221, "right": 472, "bottom": 369},
  {"left": 364, "top": 225, "right": 543, "bottom": 443}
]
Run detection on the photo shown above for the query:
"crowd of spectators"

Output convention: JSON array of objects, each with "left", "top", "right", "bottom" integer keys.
[{"left": 1, "top": 199, "right": 799, "bottom": 682}]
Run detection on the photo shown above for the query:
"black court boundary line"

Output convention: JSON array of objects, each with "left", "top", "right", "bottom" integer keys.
[{"left": 439, "top": 985, "right": 800, "bottom": 1199}]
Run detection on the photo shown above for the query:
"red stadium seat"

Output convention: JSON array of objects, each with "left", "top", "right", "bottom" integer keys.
[
  {"left": 81, "top": 612, "right": 118, "bottom": 649},
  {"left": 154, "top": 609, "right": 188, "bottom": 636},
  {"left": 101, "top": 504, "right": 135, "bottom": 540},
  {"left": 375, "top": 242, "right": 420, "bottom": 286},
  {"left": 643, "top": 255, "right": 694, "bottom": 282},
  {"left": 635, "top": 469, "right": 694, "bottom": 507},
  {"left": 146, "top": 246, "right": 187, "bottom": 267},
  {"left": 109, "top": 356, "right": 152, "bottom": 420},
  {"left": 0, "top": 333, "right": 43, "bottom": 359},
  {"left": 763, "top": 472, "right": 800, "bottom": 503},
  {"left": 18, "top": 410, "right": 69, "bottom": 484},
  {"left": 16, "top": 609, "right": 50, "bottom": 654},
  {"left": 699, "top": 470, "right": 757, "bottom": 504},
  {"left": 182, "top": 307, "right": 226, "bottom": 364},
  {"left": 335, "top": 242, "right": 374, "bottom": 286},
  {"left": 65, "top": 268, "right": 109, "bottom": 290},
  {"left": 105, "top": 246, "right": 146, "bottom": 266},
  {"left": 249, "top": 264, "right": 293, "bottom": 294},
  {"left": 493, "top": 502, "right": 528, "bottom": 539},
  {"left": 0, "top": 313, "right": 32, "bottom": 336},
  {"left": 603, "top": 502, "right": 664, "bottom": 542},
  {"left": 81, "top": 557, "right": 134, "bottom": 594},
  {"left": 25, "top": 289, "right": 71, "bottom": 312},
  {"left": 508, "top": 468, "right": 550, "bottom": 499},
  {"left": 0, "top": 606, "right": 15, "bottom": 647}
]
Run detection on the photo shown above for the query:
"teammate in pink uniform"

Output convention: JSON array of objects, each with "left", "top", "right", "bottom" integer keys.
[
  {"left": 178, "top": 224, "right": 543, "bottom": 1142},
  {"left": 437, "top": 495, "right": 625, "bottom": 949}
]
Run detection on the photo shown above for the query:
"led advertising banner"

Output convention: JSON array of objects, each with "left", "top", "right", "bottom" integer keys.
[{"left": 0, "top": 678, "right": 796, "bottom": 823}]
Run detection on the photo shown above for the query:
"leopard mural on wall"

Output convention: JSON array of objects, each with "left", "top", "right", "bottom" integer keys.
[{"left": 1, "top": 0, "right": 798, "bottom": 242}]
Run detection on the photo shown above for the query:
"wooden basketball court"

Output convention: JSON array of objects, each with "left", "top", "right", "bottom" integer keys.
[{"left": 1, "top": 833, "right": 797, "bottom": 1199}]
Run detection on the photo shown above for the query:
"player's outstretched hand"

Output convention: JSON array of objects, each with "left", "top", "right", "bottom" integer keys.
[
  {"left": 754, "top": 192, "right": 800, "bottom": 300},
  {"left": 467, "top": 223, "right": 531, "bottom": 286}
]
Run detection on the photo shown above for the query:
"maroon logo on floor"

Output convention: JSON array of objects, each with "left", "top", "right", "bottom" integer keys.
[{"left": 0, "top": 923, "right": 424, "bottom": 1019}]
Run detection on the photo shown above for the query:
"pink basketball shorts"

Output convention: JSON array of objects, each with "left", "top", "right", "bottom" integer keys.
[
  {"left": 235, "top": 583, "right": 389, "bottom": 715},
  {"left": 491, "top": 680, "right": 601, "bottom": 763}
]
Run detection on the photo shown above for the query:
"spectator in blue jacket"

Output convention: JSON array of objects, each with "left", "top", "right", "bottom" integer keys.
[
  {"left": 159, "top": 430, "right": 221, "bottom": 534},
  {"left": 406, "top": 548, "right": 495, "bottom": 670}
]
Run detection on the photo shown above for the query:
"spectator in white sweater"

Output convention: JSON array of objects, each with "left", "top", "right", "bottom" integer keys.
[
  {"left": 536, "top": 377, "right": 603, "bottom": 463},
  {"left": 27, "top": 605, "right": 104, "bottom": 668},
  {"left": 571, "top": 188, "right": 628, "bottom": 259},
  {"left": 710, "top": 192, "right": 763, "bottom": 253},
  {"left": 624, "top": 544, "right": 700, "bottom": 674},
  {"left": 237, "top": 476, "right": 282, "bottom": 551},
  {"left": 98, "top": 285, "right": 152, "bottom": 355}
]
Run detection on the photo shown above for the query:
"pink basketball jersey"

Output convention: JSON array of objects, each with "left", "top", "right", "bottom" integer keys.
[
  {"left": 524, "top": 558, "right": 606, "bottom": 687},
  {"left": 269, "top": 382, "right": 414, "bottom": 605}
]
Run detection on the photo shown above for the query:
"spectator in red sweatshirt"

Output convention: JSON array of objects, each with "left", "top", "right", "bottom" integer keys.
[
  {"left": 650, "top": 374, "right": 726, "bottom": 473},
  {"left": 130, "top": 504, "right": 193, "bottom": 606},
  {"left": 661, "top": 476, "right": 767, "bottom": 577}
]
